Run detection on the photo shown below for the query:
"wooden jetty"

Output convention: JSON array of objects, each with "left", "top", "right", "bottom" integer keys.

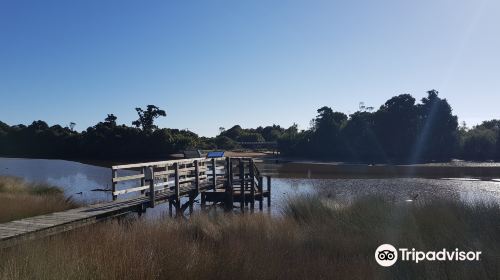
[{"left": 0, "top": 157, "right": 271, "bottom": 248}]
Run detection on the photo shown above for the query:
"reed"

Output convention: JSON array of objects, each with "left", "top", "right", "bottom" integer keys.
[
  {"left": 0, "top": 176, "right": 76, "bottom": 223},
  {"left": 0, "top": 194, "right": 498, "bottom": 279}
]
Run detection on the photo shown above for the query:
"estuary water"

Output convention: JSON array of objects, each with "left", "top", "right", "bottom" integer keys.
[{"left": 1, "top": 157, "right": 500, "bottom": 217}]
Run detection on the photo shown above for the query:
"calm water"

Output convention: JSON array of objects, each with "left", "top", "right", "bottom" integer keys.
[{"left": 1, "top": 157, "right": 500, "bottom": 217}]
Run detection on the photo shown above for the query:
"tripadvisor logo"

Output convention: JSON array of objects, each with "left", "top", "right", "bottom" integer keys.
[
  {"left": 375, "top": 244, "right": 398, "bottom": 267},
  {"left": 375, "top": 244, "right": 482, "bottom": 267}
]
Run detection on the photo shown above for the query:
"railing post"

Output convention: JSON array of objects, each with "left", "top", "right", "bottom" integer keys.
[
  {"left": 211, "top": 158, "right": 217, "bottom": 190},
  {"left": 140, "top": 167, "right": 146, "bottom": 195},
  {"left": 194, "top": 160, "right": 200, "bottom": 192},
  {"left": 249, "top": 159, "right": 255, "bottom": 210},
  {"left": 239, "top": 159, "right": 245, "bottom": 212},
  {"left": 224, "top": 157, "right": 229, "bottom": 189},
  {"left": 111, "top": 169, "right": 117, "bottom": 201},
  {"left": 163, "top": 165, "right": 169, "bottom": 193},
  {"left": 148, "top": 166, "right": 155, "bottom": 208},
  {"left": 174, "top": 163, "right": 180, "bottom": 211},
  {"left": 267, "top": 176, "right": 271, "bottom": 207}
]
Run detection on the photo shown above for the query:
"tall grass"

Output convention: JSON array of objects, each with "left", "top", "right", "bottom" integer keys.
[
  {"left": 1, "top": 194, "right": 499, "bottom": 279},
  {"left": 0, "top": 176, "right": 77, "bottom": 223}
]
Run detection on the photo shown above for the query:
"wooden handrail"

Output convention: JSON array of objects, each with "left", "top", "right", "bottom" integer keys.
[
  {"left": 112, "top": 157, "right": 219, "bottom": 197},
  {"left": 111, "top": 156, "right": 261, "bottom": 202},
  {"left": 112, "top": 157, "right": 216, "bottom": 170}
]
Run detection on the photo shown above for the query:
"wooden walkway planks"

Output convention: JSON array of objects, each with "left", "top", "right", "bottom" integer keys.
[{"left": 0, "top": 184, "right": 208, "bottom": 248}]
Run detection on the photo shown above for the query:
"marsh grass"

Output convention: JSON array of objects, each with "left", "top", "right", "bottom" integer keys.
[
  {"left": 0, "top": 195, "right": 499, "bottom": 280},
  {"left": 0, "top": 176, "right": 77, "bottom": 223}
]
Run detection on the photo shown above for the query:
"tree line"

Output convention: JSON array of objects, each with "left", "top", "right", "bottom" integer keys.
[
  {"left": 0, "top": 105, "right": 199, "bottom": 160},
  {"left": 0, "top": 91, "right": 499, "bottom": 162},
  {"left": 278, "top": 90, "right": 500, "bottom": 162}
]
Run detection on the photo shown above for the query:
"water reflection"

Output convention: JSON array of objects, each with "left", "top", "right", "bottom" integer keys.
[{"left": 0, "top": 157, "right": 112, "bottom": 202}]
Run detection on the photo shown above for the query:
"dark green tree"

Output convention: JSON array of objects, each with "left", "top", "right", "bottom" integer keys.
[
  {"left": 219, "top": 125, "right": 243, "bottom": 140},
  {"left": 341, "top": 111, "right": 383, "bottom": 161},
  {"left": 461, "top": 127, "right": 497, "bottom": 160},
  {"left": 310, "top": 106, "right": 347, "bottom": 157},
  {"left": 104, "top": 114, "right": 117, "bottom": 126},
  {"left": 374, "top": 94, "right": 418, "bottom": 162},
  {"left": 413, "top": 90, "right": 458, "bottom": 161},
  {"left": 132, "top": 105, "right": 166, "bottom": 132}
]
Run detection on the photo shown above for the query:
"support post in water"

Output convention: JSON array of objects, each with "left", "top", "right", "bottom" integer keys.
[
  {"left": 225, "top": 157, "right": 233, "bottom": 210},
  {"left": 189, "top": 193, "right": 194, "bottom": 214},
  {"left": 201, "top": 192, "right": 206, "bottom": 209},
  {"left": 239, "top": 159, "right": 245, "bottom": 212},
  {"left": 168, "top": 199, "right": 173, "bottom": 217},
  {"left": 267, "top": 176, "right": 271, "bottom": 207},
  {"left": 258, "top": 176, "right": 263, "bottom": 210},
  {"left": 249, "top": 159, "right": 255, "bottom": 210}
]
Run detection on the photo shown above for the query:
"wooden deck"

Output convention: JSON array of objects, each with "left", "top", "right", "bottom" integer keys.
[{"left": 0, "top": 157, "right": 271, "bottom": 248}]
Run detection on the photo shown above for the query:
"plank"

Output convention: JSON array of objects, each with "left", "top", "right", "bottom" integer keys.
[
  {"left": 112, "top": 157, "right": 214, "bottom": 170},
  {"left": 113, "top": 185, "right": 149, "bottom": 195},
  {"left": 10, "top": 220, "right": 55, "bottom": 228},
  {"left": 112, "top": 173, "right": 144, "bottom": 182}
]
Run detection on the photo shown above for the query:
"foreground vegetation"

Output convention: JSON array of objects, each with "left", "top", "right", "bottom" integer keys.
[
  {"left": 1, "top": 91, "right": 500, "bottom": 162},
  {"left": 0, "top": 176, "right": 76, "bottom": 223},
  {"left": 1, "top": 195, "right": 498, "bottom": 279}
]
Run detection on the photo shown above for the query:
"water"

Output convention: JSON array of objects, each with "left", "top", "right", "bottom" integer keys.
[
  {"left": 1, "top": 157, "right": 500, "bottom": 218},
  {"left": 0, "top": 157, "right": 112, "bottom": 203}
]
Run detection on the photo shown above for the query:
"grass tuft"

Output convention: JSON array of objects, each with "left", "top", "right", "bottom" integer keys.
[{"left": 0, "top": 176, "right": 77, "bottom": 223}]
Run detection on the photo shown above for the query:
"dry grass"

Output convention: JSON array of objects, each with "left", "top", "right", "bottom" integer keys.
[
  {"left": 0, "top": 176, "right": 77, "bottom": 223},
  {"left": 1, "top": 195, "right": 499, "bottom": 279}
]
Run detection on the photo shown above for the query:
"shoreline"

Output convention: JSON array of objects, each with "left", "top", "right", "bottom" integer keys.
[{"left": 0, "top": 151, "right": 500, "bottom": 170}]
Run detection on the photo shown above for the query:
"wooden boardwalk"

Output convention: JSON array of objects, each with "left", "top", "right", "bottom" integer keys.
[{"left": 0, "top": 157, "right": 271, "bottom": 248}]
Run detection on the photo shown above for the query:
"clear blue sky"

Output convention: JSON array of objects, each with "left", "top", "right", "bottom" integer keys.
[{"left": 1, "top": 0, "right": 499, "bottom": 136}]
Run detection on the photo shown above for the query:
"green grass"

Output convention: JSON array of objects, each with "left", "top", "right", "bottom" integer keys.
[{"left": 1, "top": 194, "right": 499, "bottom": 279}]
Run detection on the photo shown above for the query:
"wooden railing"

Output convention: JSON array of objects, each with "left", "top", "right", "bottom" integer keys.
[
  {"left": 111, "top": 157, "right": 270, "bottom": 211},
  {"left": 111, "top": 157, "right": 226, "bottom": 201}
]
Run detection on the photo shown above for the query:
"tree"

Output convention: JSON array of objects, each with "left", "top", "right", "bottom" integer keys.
[
  {"left": 239, "top": 132, "right": 265, "bottom": 142},
  {"left": 277, "top": 124, "right": 307, "bottom": 156},
  {"left": 104, "top": 114, "right": 117, "bottom": 126},
  {"left": 257, "top": 125, "right": 285, "bottom": 141},
  {"left": 374, "top": 94, "right": 418, "bottom": 162},
  {"left": 342, "top": 111, "right": 382, "bottom": 161},
  {"left": 132, "top": 105, "right": 166, "bottom": 132},
  {"left": 219, "top": 125, "right": 243, "bottom": 140},
  {"left": 215, "top": 136, "right": 239, "bottom": 150},
  {"left": 29, "top": 120, "right": 49, "bottom": 131},
  {"left": 412, "top": 90, "right": 458, "bottom": 161},
  {"left": 461, "top": 127, "right": 497, "bottom": 160},
  {"left": 475, "top": 120, "right": 500, "bottom": 160},
  {"left": 310, "top": 106, "right": 347, "bottom": 157}
]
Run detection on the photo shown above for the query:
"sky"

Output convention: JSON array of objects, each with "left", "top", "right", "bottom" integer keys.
[{"left": 0, "top": 0, "right": 499, "bottom": 136}]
